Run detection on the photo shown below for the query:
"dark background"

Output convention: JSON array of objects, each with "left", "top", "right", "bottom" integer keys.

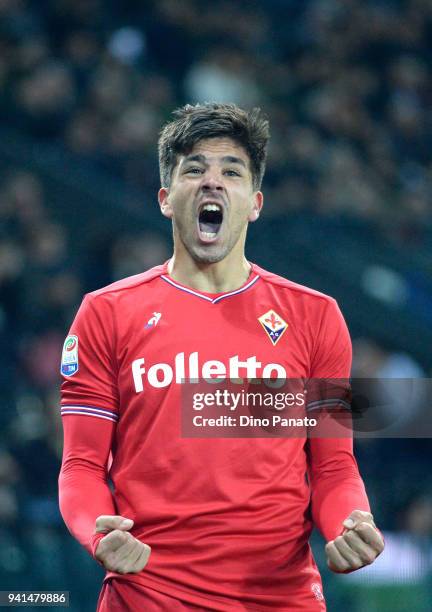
[{"left": 0, "top": 1, "right": 431, "bottom": 609}]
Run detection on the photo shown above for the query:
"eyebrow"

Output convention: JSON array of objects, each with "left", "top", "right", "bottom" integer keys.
[{"left": 182, "top": 154, "right": 247, "bottom": 168}]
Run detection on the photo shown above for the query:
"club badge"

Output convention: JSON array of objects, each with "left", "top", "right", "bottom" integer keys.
[{"left": 258, "top": 310, "right": 288, "bottom": 345}]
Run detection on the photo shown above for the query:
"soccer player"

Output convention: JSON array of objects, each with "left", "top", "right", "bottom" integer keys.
[{"left": 59, "top": 103, "right": 384, "bottom": 611}]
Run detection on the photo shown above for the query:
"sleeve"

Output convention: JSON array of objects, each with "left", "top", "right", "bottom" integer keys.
[
  {"left": 60, "top": 293, "right": 119, "bottom": 421},
  {"left": 59, "top": 293, "right": 119, "bottom": 557},
  {"left": 309, "top": 297, "right": 352, "bottom": 379},
  {"left": 59, "top": 415, "right": 117, "bottom": 557},
  {"left": 306, "top": 298, "right": 370, "bottom": 543}
]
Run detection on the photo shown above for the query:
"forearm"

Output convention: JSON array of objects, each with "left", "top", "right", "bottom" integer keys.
[
  {"left": 310, "top": 461, "right": 369, "bottom": 542},
  {"left": 58, "top": 416, "right": 116, "bottom": 556},
  {"left": 59, "top": 458, "right": 116, "bottom": 555},
  {"left": 308, "top": 437, "right": 370, "bottom": 542}
]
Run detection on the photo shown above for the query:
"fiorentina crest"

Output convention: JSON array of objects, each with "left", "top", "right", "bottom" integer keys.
[{"left": 258, "top": 309, "right": 288, "bottom": 346}]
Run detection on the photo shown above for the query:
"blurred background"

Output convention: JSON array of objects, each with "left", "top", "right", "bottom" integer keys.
[{"left": 0, "top": 0, "right": 431, "bottom": 610}]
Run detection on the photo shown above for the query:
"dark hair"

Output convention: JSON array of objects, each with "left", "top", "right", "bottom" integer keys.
[{"left": 158, "top": 102, "right": 270, "bottom": 189}]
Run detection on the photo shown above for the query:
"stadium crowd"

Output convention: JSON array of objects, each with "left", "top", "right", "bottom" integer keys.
[
  {"left": 0, "top": 0, "right": 431, "bottom": 609},
  {"left": 1, "top": 0, "right": 432, "bottom": 237}
]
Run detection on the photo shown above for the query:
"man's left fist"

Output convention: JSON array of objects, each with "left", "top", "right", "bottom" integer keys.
[{"left": 325, "top": 510, "right": 384, "bottom": 573}]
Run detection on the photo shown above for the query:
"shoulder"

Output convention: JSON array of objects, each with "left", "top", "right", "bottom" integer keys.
[
  {"left": 74, "top": 265, "right": 166, "bottom": 321},
  {"left": 252, "top": 263, "right": 337, "bottom": 307},
  {"left": 83, "top": 264, "right": 166, "bottom": 305}
]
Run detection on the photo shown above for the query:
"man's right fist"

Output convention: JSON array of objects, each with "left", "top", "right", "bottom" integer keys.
[{"left": 94, "top": 515, "right": 151, "bottom": 574}]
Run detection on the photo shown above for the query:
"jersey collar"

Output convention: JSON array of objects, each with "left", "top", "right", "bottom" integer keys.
[{"left": 160, "top": 264, "right": 260, "bottom": 304}]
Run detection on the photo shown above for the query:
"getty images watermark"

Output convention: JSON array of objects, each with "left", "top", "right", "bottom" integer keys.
[{"left": 180, "top": 378, "right": 432, "bottom": 438}]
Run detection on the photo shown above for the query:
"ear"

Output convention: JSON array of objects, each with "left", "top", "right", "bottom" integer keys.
[
  {"left": 248, "top": 191, "right": 263, "bottom": 222},
  {"left": 158, "top": 187, "right": 173, "bottom": 219}
]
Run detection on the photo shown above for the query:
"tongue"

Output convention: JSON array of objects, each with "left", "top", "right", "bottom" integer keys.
[{"left": 199, "top": 220, "right": 220, "bottom": 234}]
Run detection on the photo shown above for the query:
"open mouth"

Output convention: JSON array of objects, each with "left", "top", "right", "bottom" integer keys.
[{"left": 198, "top": 203, "right": 223, "bottom": 242}]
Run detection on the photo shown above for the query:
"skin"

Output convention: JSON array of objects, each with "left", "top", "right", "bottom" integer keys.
[
  {"left": 94, "top": 137, "right": 384, "bottom": 574},
  {"left": 94, "top": 516, "right": 150, "bottom": 574},
  {"left": 158, "top": 137, "right": 263, "bottom": 293},
  {"left": 325, "top": 510, "right": 384, "bottom": 572}
]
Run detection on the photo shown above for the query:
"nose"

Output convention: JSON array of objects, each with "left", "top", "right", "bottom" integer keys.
[{"left": 201, "top": 172, "right": 224, "bottom": 192}]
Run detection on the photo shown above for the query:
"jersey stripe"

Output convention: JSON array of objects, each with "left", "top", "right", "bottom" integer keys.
[
  {"left": 160, "top": 274, "right": 260, "bottom": 304},
  {"left": 306, "top": 399, "right": 351, "bottom": 412},
  {"left": 213, "top": 276, "right": 260, "bottom": 303},
  {"left": 61, "top": 405, "right": 119, "bottom": 422}
]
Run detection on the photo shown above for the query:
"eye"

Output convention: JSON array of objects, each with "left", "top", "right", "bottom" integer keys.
[
  {"left": 185, "top": 167, "right": 204, "bottom": 174},
  {"left": 223, "top": 169, "right": 241, "bottom": 177}
]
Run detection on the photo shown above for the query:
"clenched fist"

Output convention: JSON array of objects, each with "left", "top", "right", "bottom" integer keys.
[
  {"left": 325, "top": 510, "right": 384, "bottom": 573},
  {"left": 94, "top": 515, "right": 151, "bottom": 574}
]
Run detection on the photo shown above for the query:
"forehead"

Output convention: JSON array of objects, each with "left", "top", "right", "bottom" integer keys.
[{"left": 179, "top": 137, "right": 250, "bottom": 164}]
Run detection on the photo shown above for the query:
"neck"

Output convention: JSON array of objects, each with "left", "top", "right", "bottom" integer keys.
[{"left": 167, "top": 250, "right": 252, "bottom": 293}]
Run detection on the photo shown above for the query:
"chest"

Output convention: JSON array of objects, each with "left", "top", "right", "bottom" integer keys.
[{"left": 116, "top": 289, "right": 315, "bottom": 398}]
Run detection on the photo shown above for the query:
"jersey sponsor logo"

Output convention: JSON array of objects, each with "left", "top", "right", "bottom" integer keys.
[
  {"left": 145, "top": 312, "right": 162, "bottom": 328},
  {"left": 258, "top": 309, "right": 288, "bottom": 345},
  {"left": 61, "top": 334, "right": 79, "bottom": 376},
  {"left": 131, "top": 352, "right": 287, "bottom": 392},
  {"left": 311, "top": 583, "right": 324, "bottom": 601}
]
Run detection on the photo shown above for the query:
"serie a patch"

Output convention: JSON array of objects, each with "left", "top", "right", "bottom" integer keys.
[
  {"left": 258, "top": 310, "right": 288, "bottom": 345},
  {"left": 61, "top": 334, "right": 79, "bottom": 376}
]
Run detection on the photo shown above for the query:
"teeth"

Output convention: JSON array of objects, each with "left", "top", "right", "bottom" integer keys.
[
  {"left": 202, "top": 232, "right": 217, "bottom": 238},
  {"left": 202, "top": 204, "right": 221, "bottom": 212}
]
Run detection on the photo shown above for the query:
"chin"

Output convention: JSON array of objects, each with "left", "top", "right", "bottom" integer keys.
[{"left": 189, "top": 245, "right": 228, "bottom": 264}]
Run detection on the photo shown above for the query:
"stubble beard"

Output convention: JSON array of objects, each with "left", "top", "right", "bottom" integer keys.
[
  {"left": 182, "top": 234, "right": 230, "bottom": 264},
  {"left": 174, "top": 217, "right": 234, "bottom": 265}
]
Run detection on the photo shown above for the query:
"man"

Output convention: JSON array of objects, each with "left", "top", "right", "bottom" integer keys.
[{"left": 59, "top": 103, "right": 384, "bottom": 611}]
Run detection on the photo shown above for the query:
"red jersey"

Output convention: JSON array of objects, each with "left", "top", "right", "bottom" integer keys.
[{"left": 59, "top": 262, "right": 369, "bottom": 611}]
